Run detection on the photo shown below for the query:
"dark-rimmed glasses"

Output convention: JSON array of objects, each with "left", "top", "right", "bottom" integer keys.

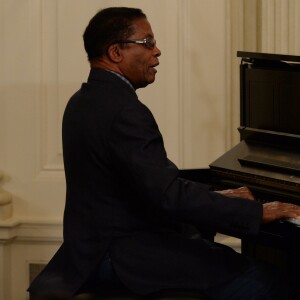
[{"left": 115, "top": 37, "right": 156, "bottom": 50}]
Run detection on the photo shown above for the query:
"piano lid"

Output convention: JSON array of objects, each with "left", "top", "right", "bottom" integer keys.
[
  {"left": 237, "top": 51, "right": 300, "bottom": 63},
  {"left": 209, "top": 52, "right": 300, "bottom": 195}
]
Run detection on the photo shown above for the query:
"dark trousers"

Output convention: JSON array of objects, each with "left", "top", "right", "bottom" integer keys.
[
  {"left": 80, "top": 255, "right": 287, "bottom": 300},
  {"left": 203, "top": 257, "right": 287, "bottom": 300}
]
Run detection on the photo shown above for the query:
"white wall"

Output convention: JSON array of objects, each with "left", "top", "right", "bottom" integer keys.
[
  {"left": 0, "top": 0, "right": 231, "bottom": 222},
  {"left": 1, "top": 0, "right": 300, "bottom": 299}
]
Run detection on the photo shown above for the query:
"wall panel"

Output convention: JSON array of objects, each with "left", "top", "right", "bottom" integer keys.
[{"left": 0, "top": 0, "right": 182, "bottom": 221}]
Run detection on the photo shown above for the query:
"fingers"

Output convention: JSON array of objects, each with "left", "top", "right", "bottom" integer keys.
[
  {"left": 235, "top": 186, "right": 255, "bottom": 200},
  {"left": 281, "top": 203, "right": 300, "bottom": 217},
  {"left": 215, "top": 186, "right": 255, "bottom": 200},
  {"left": 262, "top": 201, "right": 300, "bottom": 223}
]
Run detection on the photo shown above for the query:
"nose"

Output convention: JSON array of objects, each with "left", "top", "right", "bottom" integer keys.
[{"left": 154, "top": 45, "right": 161, "bottom": 57}]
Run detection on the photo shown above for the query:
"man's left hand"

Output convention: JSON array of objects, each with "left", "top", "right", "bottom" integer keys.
[{"left": 215, "top": 186, "right": 255, "bottom": 200}]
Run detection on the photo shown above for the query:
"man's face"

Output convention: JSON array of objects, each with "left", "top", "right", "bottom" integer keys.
[{"left": 119, "top": 18, "right": 161, "bottom": 89}]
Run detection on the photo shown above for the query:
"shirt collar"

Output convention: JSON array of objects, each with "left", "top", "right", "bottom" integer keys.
[{"left": 106, "top": 70, "right": 135, "bottom": 91}]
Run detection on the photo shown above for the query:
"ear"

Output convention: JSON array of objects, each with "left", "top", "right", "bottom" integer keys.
[{"left": 107, "top": 44, "right": 123, "bottom": 63}]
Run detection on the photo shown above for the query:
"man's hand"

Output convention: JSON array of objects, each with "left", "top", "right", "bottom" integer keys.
[
  {"left": 215, "top": 186, "right": 255, "bottom": 200},
  {"left": 262, "top": 201, "right": 300, "bottom": 223}
]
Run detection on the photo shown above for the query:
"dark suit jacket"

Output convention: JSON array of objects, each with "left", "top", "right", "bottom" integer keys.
[{"left": 28, "top": 68, "right": 263, "bottom": 297}]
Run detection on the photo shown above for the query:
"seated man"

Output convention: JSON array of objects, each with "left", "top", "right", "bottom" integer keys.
[{"left": 28, "top": 7, "right": 300, "bottom": 300}]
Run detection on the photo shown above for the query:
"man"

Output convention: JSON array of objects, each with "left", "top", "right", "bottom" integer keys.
[{"left": 28, "top": 7, "right": 300, "bottom": 299}]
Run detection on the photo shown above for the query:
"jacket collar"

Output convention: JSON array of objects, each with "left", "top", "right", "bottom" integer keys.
[{"left": 88, "top": 68, "right": 135, "bottom": 92}]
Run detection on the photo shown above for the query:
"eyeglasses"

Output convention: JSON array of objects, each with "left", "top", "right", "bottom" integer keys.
[{"left": 115, "top": 37, "right": 156, "bottom": 50}]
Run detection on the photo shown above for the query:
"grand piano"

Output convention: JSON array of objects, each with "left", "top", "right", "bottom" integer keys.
[{"left": 180, "top": 51, "right": 300, "bottom": 298}]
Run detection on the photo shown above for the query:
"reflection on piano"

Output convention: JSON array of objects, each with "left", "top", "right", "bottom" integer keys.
[{"left": 180, "top": 51, "right": 300, "bottom": 299}]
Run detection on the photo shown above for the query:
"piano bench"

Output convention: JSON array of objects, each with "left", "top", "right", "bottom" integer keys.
[
  {"left": 30, "top": 290, "right": 212, "bottom": 300},
  {"left": 74, "top": 290, "right": 212, "bottom": 300}
]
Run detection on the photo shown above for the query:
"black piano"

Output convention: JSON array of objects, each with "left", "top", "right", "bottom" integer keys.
[{"left": 180, "top": 51, "right": 300, "bottom": 298}]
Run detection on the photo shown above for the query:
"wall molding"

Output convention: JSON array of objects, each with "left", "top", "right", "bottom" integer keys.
[
  {"left": 0, "top": 218, "right": 62, "bottom": 300},
  {"left": 36, "top": 0, "right": 65, "bottom": 177},
  {"left": 0, "top": 218, "right": 62, "bottom": 243},
  {"left": 0, "top": 172, "right": 13, "bottom": 221}
]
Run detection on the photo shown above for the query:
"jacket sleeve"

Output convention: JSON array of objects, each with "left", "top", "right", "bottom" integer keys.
[{"left": 108, "top": 100, "right": 263, "bottom": 236}]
